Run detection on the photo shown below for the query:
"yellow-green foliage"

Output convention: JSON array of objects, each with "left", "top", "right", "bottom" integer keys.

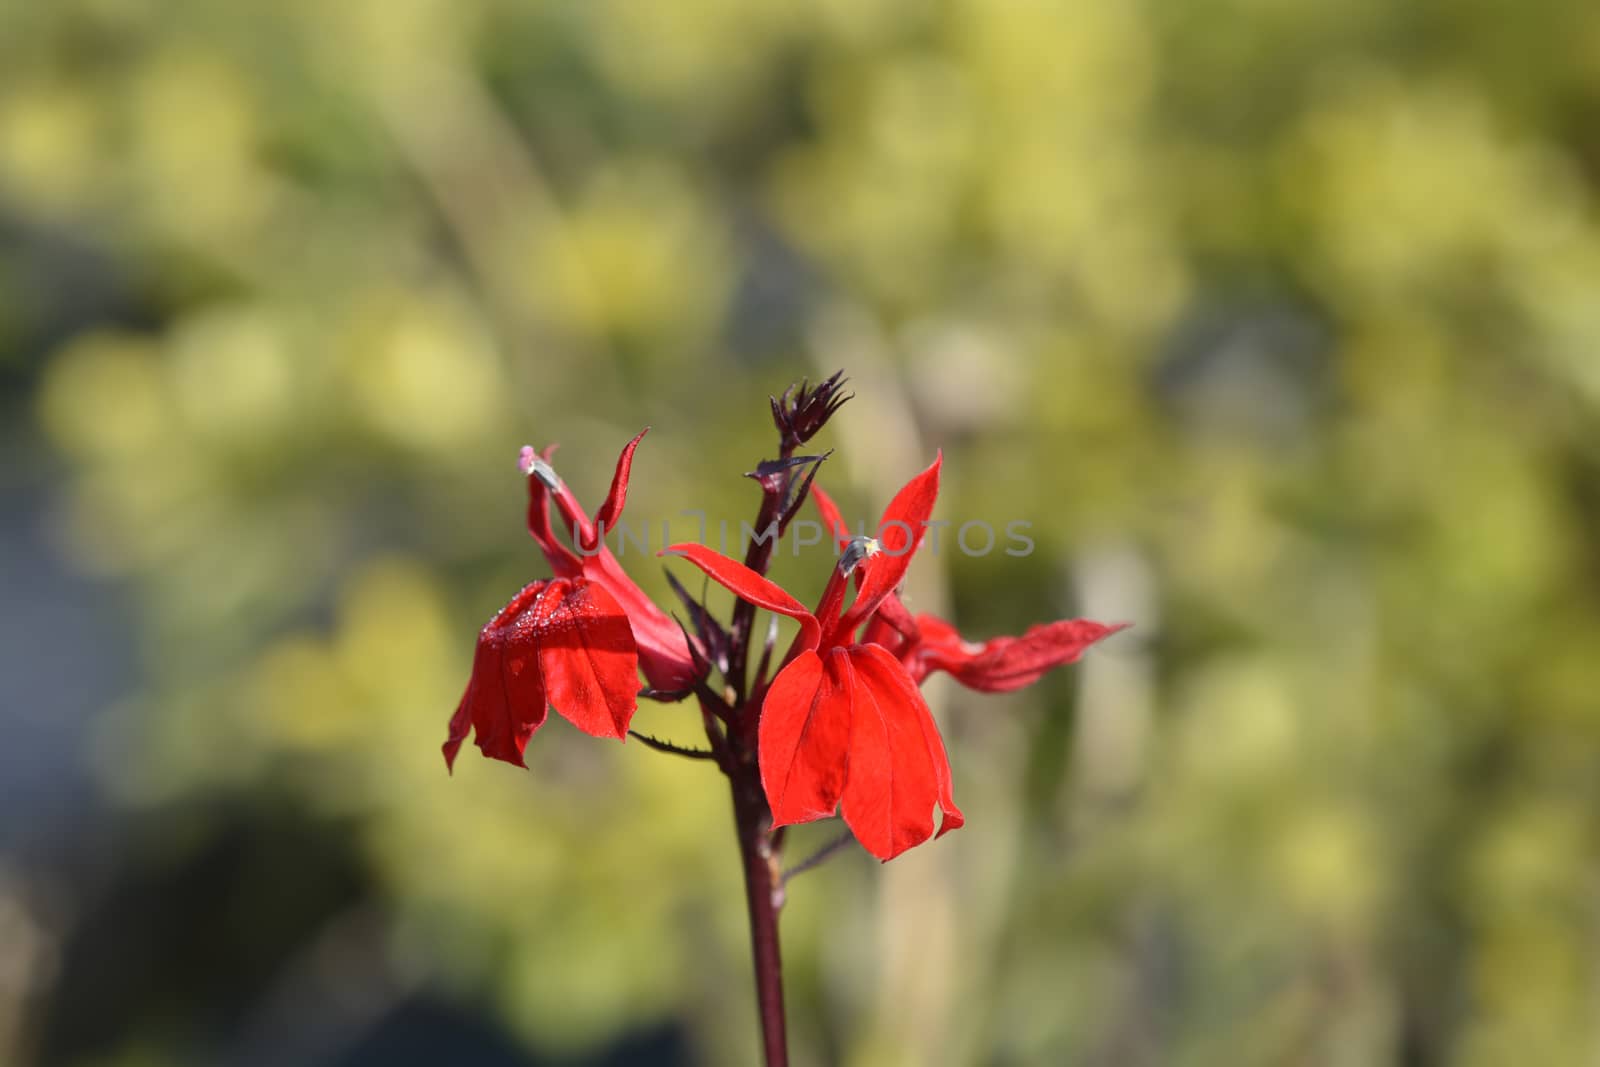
[{"left": 10, "top": 0, "right": 1600, "bottom": 1064}]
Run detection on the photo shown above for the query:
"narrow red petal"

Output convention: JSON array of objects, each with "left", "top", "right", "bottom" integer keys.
[
  {"left": 913, "top": 612, "right": 962, "bottom": 646},
  {"left": 663, "top": 542, "right": 821, "bottom": 653},
  {"left": 535, "top": 578, "right": 640, "bottom": 738},
  {"left": 524, "top": 446, "right": 582, "bottom": 577},
  {"left": 443, "top": 579, "right": 554, "bottom": 770},
  {"left": 915, "top": 615, "right": 1128, "bottom": 692},
  {"left": 859, "top": 613, "right": 901, "bottom": 655},
  {"left": 862, "top": 593, "right": 920, "bottom": 658},
  {"left": 525, "top": 445, "right": 600, "bottom": 551},
  {"left": 758, "top": 650, "right": 855, "bottom": 827},
  {"left": 901, "top": 612, "right": 959, "bottom": 683},
  {"left": 876, "top": 451, "right": 942, "bottom": 557},
  {"left": 594, "top": 427, "right": 648, "bottom": 535},
  {"left": 840, "top": 453, "right": 942, "bottom": 632}
]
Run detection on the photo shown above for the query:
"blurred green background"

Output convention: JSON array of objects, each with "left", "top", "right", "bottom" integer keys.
[{"left": 4, "top": 0, "right": 1600, "bottom": 1064}]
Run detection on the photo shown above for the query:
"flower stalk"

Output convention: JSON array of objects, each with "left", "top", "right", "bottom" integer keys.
[
  {"left": 701, "top": 378, "right": 855, "bottom": 1064},
  {"left": 731, "top": 768, "right": 788, "bottom": 1067}
]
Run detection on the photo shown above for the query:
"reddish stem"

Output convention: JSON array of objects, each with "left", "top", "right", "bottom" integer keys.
[{"left": 731, "top": 764, "right": 788, "bottom": 1067}]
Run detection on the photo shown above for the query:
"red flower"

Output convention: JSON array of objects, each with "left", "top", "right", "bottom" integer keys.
[
  {"left": 668, "top": 456, "right": 963, "bottom": 861},
  {"left": 444, "top": 431, "right": 698, "bottom": 771}
]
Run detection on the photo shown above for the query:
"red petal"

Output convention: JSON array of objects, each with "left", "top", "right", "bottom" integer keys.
[
  {"left": 856, "top": 644, "right": 964, "bottom": 838},
  {"left": 915, "top": 615, "right": 1127, "bottom": 692},
  {"left": 443, "top": 580, "right": 554, "bottom": 770},
  {"left": 594, "top": 427, "right": 648, "bottom": 535},
  {"left": 525, "top": 446, "right": 583, "bottom": 577},
  {"left": 758, "top": 650, "right": 855, "bottom": 827},
  {"left": 859, "top": 613, "right": 899, "bottom": 653},
  {"left": 858, "top": 594, "right": 918, "bottom": 659},
  {"left": 534, "top": 578, "right": 640, "bottom": 738},
  {"left": 579, "top": 548, "right": 696, "bottom": 692},
  {"left": 443, "top": 697, "right": 473, "bottom": 770},
  {"left": 663, "top": 542, "right": 821, "bottom": 653},
  {"left": 839, "top": 453, "right": 942, "bottom": 633},
  {"left": 840, "top": 644, "right": 962, "bottom": 860},
  {"left": 529, "top": 446, "right": 601, "bottom": 551}
]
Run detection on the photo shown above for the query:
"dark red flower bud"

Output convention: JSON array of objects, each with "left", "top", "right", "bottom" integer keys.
[{"left": 770, "top": 370, "right": 852, "bottom": 448}]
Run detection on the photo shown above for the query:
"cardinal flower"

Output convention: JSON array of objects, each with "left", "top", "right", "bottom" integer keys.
[
  {"left": 438, "top": 374, "right": 1129, "bottom": 1067},
  {"left": 443, "top": 431, "right": 698, "bottom": 771},
  {"left": 668, "top": 456, "right": 962, "bottom": 861}
]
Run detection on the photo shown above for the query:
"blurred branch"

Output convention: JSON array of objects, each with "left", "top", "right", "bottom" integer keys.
[{"left": 370, "top": 69, "right": 618, "bottom": 384}]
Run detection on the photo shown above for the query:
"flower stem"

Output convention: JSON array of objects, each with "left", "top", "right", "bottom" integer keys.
[{"left": 731, "top": 767, "right": 788, "bottom": 1067}]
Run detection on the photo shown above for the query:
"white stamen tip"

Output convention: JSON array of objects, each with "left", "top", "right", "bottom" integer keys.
[
  {"left": 840, "top": 536, "right": 880, "bottom": 575},
  {"left": 517, "top": 446, "right": 562, "bottom": 489}
]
